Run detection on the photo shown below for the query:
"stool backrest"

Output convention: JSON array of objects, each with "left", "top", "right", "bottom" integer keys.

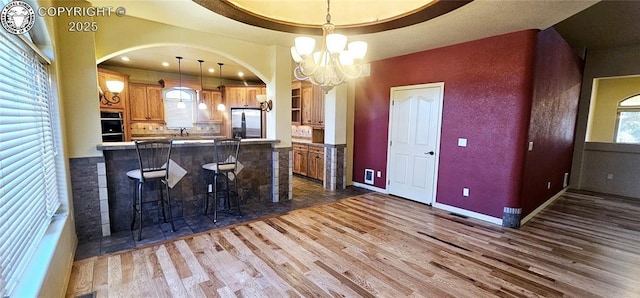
[
  {"left": 213, "top": 138, "right": 241, "bottom": 171},
  {"left": 134, "top": 140, "right": 173, "bottom": 182}
]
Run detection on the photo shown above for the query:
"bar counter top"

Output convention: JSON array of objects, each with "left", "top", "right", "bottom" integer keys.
[{"left": 97, "top": 138, "right": 280, "bottom": 150}]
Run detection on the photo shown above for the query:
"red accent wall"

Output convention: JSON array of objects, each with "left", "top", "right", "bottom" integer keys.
[
  {"left": 353, "top": 30, "right": 538, "bottom": 218},
  {"left": 520, "top": 28, "right": 583, "bottom": 216}
]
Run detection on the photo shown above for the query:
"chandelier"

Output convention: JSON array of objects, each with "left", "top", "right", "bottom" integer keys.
[{"left": 290, "top": 0, "right": 368, "bottom": 93}]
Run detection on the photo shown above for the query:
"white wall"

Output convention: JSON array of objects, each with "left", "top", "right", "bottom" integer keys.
[{"left": 571, "top": 44, "right": 640, "bottom": 193}]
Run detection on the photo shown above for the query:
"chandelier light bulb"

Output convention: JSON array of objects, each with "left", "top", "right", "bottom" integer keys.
[
  {"left": 176, "top": 101, "right": 186, "bottom": 109},
  {"left": 198, "top": 102, "right": 207, "bottom": 110},
  {"left": 326, "top": 33, "right": 347, "bottom": 53},
  {"left": 348, "top": 41, "right": 368, "bottom": 59},
  {"left": 295, "top": 37, "right": 315, "bottom": 56},
  {"left": 290, "top": 46, "right": 303, "bottom": 63}
]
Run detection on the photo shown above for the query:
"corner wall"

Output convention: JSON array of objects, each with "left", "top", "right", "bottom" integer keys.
[
  {"left": 519, "top": 28, "right": 583, "bottom": 217},
  {"left": 353, "top": 30, "right": 538, "bottom": 218}
]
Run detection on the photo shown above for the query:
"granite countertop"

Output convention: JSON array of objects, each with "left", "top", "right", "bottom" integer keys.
[
  {"left": 97, "top": 138, "right": 280, "bottom": 150},
  {"left": 292, "top": 138, "right": 324, "bottom": 147}
]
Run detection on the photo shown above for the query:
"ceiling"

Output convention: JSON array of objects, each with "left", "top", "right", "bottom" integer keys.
[{"left": 97, "top": 0, "right": 604, "bottom": 82}]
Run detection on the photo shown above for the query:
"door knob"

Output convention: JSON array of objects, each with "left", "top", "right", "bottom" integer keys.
[{"left": 425, "top": 151, "right": 435, "bottom": 155}]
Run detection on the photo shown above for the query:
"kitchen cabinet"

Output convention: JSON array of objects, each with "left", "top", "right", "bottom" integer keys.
[
  {"left": 223, "top": 85, "right": 264, "bottom": 108},
  {"left": 301, "top": 83, "right": 313, "bottom": 125},
  {"left": 297, "top": 82, "right": 324, "bottom": 127},
  {"left": 293, "top": 144, "right": 308, "bottom": 176},
  {"left": 98, "top": 68, "right": 129, "bottom": 110},
  {"left": 129, "top": 83, "right": 165, "bottom": 123},
  {"left": 291, "top": 81, "right": 301, "bottom": 124},
  {"left": 307, "top": 145, "right": 325, "bottom": 180},
  {"left": 197, "top": 89, "right": 223, "bottom": 122},
  {"left": 311, "top": 85, "right": 325, "bottom": 127},
  {"left": 293, "top": 143, "right": 324, "bottom": 181}
]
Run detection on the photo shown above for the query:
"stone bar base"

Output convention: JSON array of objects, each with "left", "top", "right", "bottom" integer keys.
[{"left": 272, "top": 147, "right": 293, "bottom": 202}]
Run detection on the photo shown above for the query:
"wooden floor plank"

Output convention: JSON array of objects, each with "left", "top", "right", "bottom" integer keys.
[{"left": 67, "top": 191, "right": 640, "bottom": 297}]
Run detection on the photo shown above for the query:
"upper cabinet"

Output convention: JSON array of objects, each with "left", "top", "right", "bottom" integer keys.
[
  {"left": 291, "top": 81, "right": 302, "bottom": 125},
  {"left": 129, "top": 83, "right": 164, "bottom": 123},
  {"left": 197, "top": 89, "right": 223, "bottom": 123},
  {"left": 98, "top": 68, "right": 129, "bottom": 110},
  {"left": 294, "top": 81, "right": 325, "bottom": 128},
  {"left": 223, "top": 85, "right": 265, "bottom": 108}
]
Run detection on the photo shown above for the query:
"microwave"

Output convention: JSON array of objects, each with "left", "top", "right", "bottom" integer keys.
[{"left": 100, "top": 111, "right": 124, "bottom": 142}]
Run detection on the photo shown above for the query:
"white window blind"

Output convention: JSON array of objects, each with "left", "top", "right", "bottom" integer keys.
[{"left": 0, "top": 28, "right": 61, "bottom": 297}]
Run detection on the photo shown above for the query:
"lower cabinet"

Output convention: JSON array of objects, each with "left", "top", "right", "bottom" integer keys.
[
  {"left": 293, "top": 144, "right": 308, "bottom": 176},
  {"left": 293, "top": 143, "right": 324, "bottom": 181},
  {"left": 307, "top": 145, "right": 324, "bottom": 180}
]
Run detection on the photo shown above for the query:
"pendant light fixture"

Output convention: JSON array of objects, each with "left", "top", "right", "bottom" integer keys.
[
  {"left": 197, "top": 59, "right": 207, "bottom": 110},
  {"left": 290, "top": 0, "right": 368, "bottom": 93},
  {"left": 216, "top": 62, "right": 226, "bottom": 111},
  {"left": 176, "top": 56, "right": 186, "bottom": 109}
]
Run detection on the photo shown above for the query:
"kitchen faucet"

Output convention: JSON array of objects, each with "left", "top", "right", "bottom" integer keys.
[{"left": 179, "top": 127, "right": 189, "bottom": 137}]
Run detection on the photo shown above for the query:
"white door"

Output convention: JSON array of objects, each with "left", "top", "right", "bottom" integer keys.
[{"left": 387, "top": 83, "right": 444, "bottom": 205}]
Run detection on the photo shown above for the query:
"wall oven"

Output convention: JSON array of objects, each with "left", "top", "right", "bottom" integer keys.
[{"left": 100, "top": 111, "right": 124, "bottom": 142}]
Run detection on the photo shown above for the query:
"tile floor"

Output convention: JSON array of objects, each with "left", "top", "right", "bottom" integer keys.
[{"left": 74, "top": 176, "right": 371, "bottom": 260}]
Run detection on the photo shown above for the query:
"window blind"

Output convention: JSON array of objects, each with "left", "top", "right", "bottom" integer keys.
[{"left": 0, "top": 28, "right": 60, "bottom": 297}]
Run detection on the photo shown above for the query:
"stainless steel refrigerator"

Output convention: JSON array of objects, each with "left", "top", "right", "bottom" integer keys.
[{"left": 231, "top": 108, "right": 263, "bottom": 138}]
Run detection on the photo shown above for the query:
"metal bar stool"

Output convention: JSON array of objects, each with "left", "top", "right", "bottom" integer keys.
[
  {"left": 127, "top": 140, "right": 175, "bottom": 240},
  {"left": 202, "top": 138, "right": 241, "bottom": 222}
]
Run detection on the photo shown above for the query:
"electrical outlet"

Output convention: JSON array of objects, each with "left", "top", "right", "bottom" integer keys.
[
  {"left": 463, "top": 188, "right": 469, "bottom": 197},
  {"left": 606, "top": 173, "right": 614, "bottom": 180},
  {"left": 377, "top": 171, "right": 381, "bottom": 178},
  {"left": 528, "top": 141, "right": 534, "bottom": 151},
  {"left": 547, "top": 182, "right": 551, "bottom": 189},
  {"left": 457, "top": 138, "right": 467, "bottom": 147},
  {"left": 208, "top": 184, "right": 212, "bottom": 193}
]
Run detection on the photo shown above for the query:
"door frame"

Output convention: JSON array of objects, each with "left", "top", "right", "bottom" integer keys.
[{"left": 386, "top": 82, "right": 445, "bottom": 205}]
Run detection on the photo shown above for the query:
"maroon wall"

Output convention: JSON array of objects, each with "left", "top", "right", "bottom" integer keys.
[
  {"left": 520, "top": 28, "right": 582, "bottom": 216},
  {"left": 353, "top": 30, "right": 538, "bottom": 218}
]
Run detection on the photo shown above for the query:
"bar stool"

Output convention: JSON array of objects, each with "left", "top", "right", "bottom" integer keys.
[
  {"left": 202, "top": 138, "right": 241, "bottom": 222},
  {"left": 127, "top": 140, "right": 175, "bottom": 240}
]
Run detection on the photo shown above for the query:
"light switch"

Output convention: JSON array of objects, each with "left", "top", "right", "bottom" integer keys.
[
  {"left": 458, "top": 138, "right": 467, "bottom": 147},
  {"left": 463, "top": 188, "right": 469, "bottom": 197},
  {"left": 528, "top": 141, "right": 534, "bottom": 151},
  {"left": 377, "top": 171, "right": 381, "bottom": 178}
]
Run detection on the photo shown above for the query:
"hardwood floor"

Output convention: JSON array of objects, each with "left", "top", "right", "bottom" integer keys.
[{"left": 66, "top": 191, "right": 640, "bottom": 297}]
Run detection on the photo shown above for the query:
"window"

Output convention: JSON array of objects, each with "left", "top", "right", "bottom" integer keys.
[
  {"left": 163, "top": 87, "right": 195, "bottom": 129},
  {"left": 0, "top": 29, "right": 61, "bottom": 296},
  {"left": 615, "top": 94, "right": 640, "bottom": 143}
]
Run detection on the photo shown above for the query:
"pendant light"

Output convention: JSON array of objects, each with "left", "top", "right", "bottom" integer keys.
[
  {"left": 176, "top": 56, "right": 186, "bottom": 109},
  {"left": 197, "top": 59, "right": 207, "bottom": 110},
  {"left": 216, "top": 62, "right": 226, "bottom": 111}
]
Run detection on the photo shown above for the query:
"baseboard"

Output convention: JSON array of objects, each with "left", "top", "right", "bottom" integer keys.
[
  {"left": 432, "top": 202, "right": 503, "bottom": 225},
  {"left": 352, "top": 182, "right": 388, "bottom": 193},
  {"left": 520, "top": 187, "right": 568, "bottom": 226}
]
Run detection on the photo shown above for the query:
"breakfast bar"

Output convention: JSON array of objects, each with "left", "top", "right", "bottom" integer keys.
[{"left": 97, "top": 139, "right": 285, "bottom": 233}]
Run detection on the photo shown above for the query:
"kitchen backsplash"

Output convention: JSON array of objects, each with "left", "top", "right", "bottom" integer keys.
[
  {"left": 131, "top": 122, "right": 223, "bottom": 136},
  {"left": 292, "top": 125, "right": 312, "bottom": 138}
]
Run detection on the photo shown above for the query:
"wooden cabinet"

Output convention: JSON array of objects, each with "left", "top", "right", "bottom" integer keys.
[
  {"left": 129, "top": 83, "right": 165, "bottom": 123},
  {"left": 197, "top": 89, "right": 223, "bottom": 122},
  {"left": 293, "top": 144, "right": 308, "bottom": 176},
  {"left": 301, "top": 84, "right": 313, "bottom": 125},
  {"left": 311, "top": 85, "right": 325, "bottom": 127},
  {"left": 291, "top": 81, "right": 302, "bottom": 124},
  {"left": 224, "top": 85, "right": 264, "bottom": 108},
  {"left": 293, "top": 143, "right": 324, "bottom": 181},
  {"left": 296, "top": 82, "right": 324, "bottom": 127},
  {"left": 98, "top": 69, "right": 129, "bottom": 110},
  {"left": 307, "top": 145, "right": 325, "bottom": 180}
]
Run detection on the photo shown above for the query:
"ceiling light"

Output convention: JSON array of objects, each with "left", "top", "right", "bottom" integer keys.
[
  {"left": 121, "top": 56, "right": 130, "bottom": 62},
  {"left": 197, "top": 59, "right": 207, "bottom": 110},
  {"left": 238, "top": 72, "right": 244, "bottom": 77},
  {"left": 290, "top": 0, "right": 368, "bottom": 93},
  {"left": 208, "top": 68, "right": 215, "bottom": 73},
  {"left": 162, "top": 62, "right": 169, "bottom": 67}
]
